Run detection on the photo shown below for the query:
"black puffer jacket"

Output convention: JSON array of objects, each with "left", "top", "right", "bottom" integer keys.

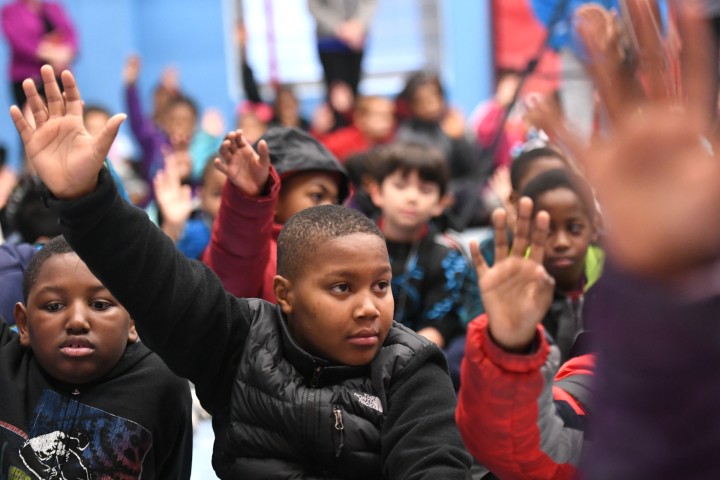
[{"left": 52, "top": 169, "right": 472, "bottom": 479}]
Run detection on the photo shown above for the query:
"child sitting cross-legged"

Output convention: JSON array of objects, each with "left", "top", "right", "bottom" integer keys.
[
  {"left": 12, "top": 65, "right": 473, "bottom": 479},
  {"left": 0, "top": 235, "right": 193, "bottom": 478}
]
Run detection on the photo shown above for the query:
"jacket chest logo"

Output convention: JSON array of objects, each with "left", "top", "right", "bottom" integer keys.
[{"left": 353, "top": 392, "right": 383, "bottom": 413}]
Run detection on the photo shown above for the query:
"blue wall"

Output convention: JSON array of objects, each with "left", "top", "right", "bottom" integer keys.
[{"left": 0, "top": 0, "right": 492, "bottom": 170}]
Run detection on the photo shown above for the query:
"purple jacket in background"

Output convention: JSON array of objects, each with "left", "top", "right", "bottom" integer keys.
[
  {"left": 125, "top": 82, "right": 167, "bottom": 183},
  {"left": 1, "top": 0, "right": 78, "bottom": 82},
  {"left": 0, "top": 242, "right": 36, "bottom": 326},
  {"left": 581, "top": 261, "right": 720, "bottom": 479}
]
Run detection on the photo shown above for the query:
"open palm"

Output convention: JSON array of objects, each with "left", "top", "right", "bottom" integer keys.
[
  {"left": 214, "top": 129, "right": 270, "bottom": 197},
  {"left": 471, "top": 199, "right": 554, "bottom": 352},
  {"left": 10, "top": 66, "right": 124, "bottom": 200}
]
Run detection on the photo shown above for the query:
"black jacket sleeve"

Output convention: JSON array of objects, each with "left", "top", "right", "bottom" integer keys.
[
  {"left": 50, "top": 169, "right": 252, "bottom": 414},
  {"left": 381, "top": 344, "right": 473, "bottom": 479}
]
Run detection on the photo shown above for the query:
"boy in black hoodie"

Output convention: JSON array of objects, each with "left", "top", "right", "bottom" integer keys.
[
  {"left": 0, "top": 235, "right": 192, "bottom": 479},
  {"left": 13, "top": 66, "right": 472, "bottom": 479}
]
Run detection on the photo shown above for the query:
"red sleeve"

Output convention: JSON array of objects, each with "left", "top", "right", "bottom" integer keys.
[
  {"left": 201, "top": 167, "right": 280, "bottom": 302},
  {"left": 456, "top": 315, "right": 586, "bottom": 480}
]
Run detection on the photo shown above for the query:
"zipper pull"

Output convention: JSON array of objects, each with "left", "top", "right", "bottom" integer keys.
[
  {"left": 311, "top": 366, "right": 323, "bottom": 387},
  {"left": 332, "top": 405, "right": 344, "bottom": 457}
]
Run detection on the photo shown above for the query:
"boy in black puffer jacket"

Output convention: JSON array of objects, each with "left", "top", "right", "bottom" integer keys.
[{"left": 15, "top": 66, "right": 473, "bottom": 479}]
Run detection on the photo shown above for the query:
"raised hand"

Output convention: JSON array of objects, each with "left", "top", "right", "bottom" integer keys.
[
  {"left": 571, "top": 1, "right": 720, "bottom": 276},
  {"left": 470, "top": 198, "right": 554, "bottom": 352},
  {"left": 9, "top": 65, "right": 125, "bottom": 200},
  {"left": 123, "top": 55, "right": 141, "bottom": 85},
  {"left": 214, "top": 129, "right": 270, "bottom": 197},
  {"left": 154, "top": 155, "right": 193, "bottom": 242}
]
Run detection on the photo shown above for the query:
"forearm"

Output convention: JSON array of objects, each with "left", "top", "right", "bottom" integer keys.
[
  {"left": 457, "top": 316, "right": 582, "bottom": 480},
  {"left": 51, "top": 168, "right": 249, "bottom": 407},
  {"left": 202, "top": 167, "right": 280, "bottom": 298},
  {"left": 382, "top": 346, "right": 472, "bottom": 479}
]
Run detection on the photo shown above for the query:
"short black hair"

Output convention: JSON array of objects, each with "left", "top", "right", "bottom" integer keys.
[
  {"left": 510, "top": 147, "right": 567, "bottom": 191},
  {"left": 22, "top": 236, "right": 74, "bottom": 302},
  {"left": 372, "top": 142, "right": 449, "bottom": 195},
  {"left": 521, "top": 169, "right": 596, "bottom": 220},
  {"left": 277, "top": 205, "right": 385, "bottom": 279},
  {"left": 13, "top": 179, "right": 61, "bottom": 243}
]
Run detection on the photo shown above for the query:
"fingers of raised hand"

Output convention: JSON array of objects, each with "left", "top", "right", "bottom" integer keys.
[
  {"left": 23, "top": 78, "right": 49, "bottom": 130},
  {"left": 60, "top": 70, "right": 83, "bottom": 116},
  {"left": 511, "top": 197, "right": 534, "bottom": 258},
  {"left": 492, "top": 208, "right": 510, "bottom": 263},
  {"left": 469, "top": 240, "right": 489, "bottom": 280},
  {"left": 528, "top": 210, "right": 550, "bottom": 265},
  {"left": 40, "top": 65, "right": 65, "bottom": 118},
  {"left": 256, "top": 139, "right": 270, "bottom": 167},
  {"left": 9, "top": 105, "right": 34, "bottom": 145}
]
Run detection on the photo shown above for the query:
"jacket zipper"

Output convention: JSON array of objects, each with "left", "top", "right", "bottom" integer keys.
[
  {"left": 306, "top": 366, "right": 323, "bottom": 448},
  {"left": 332, "top": 404, "right": 344, "bottom": 457}
]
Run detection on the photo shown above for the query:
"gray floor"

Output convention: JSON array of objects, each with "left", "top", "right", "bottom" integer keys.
[{"left": 191, "top": 419, "right": 220, "bottom": 479}]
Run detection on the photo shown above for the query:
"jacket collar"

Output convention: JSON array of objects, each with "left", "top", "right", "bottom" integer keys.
[{"left": 276, "top": 306, "right": 369, "bottom": 387}]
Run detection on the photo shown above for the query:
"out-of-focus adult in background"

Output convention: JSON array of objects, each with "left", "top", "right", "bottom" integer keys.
[
  {"left": 307, "top": 0, "right": 377, "bottom": 123},
  {"left": 1, "top": 0, "right": 77, "bottom": 109}
]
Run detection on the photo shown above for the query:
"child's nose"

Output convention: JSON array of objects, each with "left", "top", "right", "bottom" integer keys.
[
  {"left": 554, "top": 231, "right": 571, "bottom": 250},
  {"left": 354, "top": 291, "right": 380, "bottom": 320},
  {"left": 65, "top": 304, "right": 91, "bottom": 333}
]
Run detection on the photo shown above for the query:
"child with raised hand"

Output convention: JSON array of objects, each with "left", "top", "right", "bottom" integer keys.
[
  {"left": 0, "top": 236, "right": 193, "bottom": 478},
  {"left": 472, "top": 146, "right": 571, "bottom": 317},
  {"left": 154, "top": 154, "right": 226, "bottom": 259},
  {"left": 13, "top": 65, "right": 472, "bottom": 479},
  {"left": 457, "top": 198, "right": 593, "bottom": 480},
  {"left": 202, "top": 126, "right": 349, "bottom": 301},
  {"left": 520, "top": 168, "right": 602, "bottom": 361},
  {"left": 368, "top": 142, "right": 479, "bottom": 350}
]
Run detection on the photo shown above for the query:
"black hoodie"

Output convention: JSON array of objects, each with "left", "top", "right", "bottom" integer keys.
[{"left": 0, "top": 318, "right": 193, "bottom": 479}]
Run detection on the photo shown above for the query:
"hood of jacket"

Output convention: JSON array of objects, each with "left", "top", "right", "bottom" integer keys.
[{"left": 256, "top": 126, "right": 350, "bottom": 203}]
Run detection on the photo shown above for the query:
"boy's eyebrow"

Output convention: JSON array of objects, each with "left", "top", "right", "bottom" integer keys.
[
  {"left": 323, "top": 265, "right": 393, "bottom": 278},
  {"left": 32, "top": 284, "right": 110, "bottom": 296}
]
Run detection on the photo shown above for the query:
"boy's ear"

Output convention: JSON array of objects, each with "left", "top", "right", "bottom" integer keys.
[
  {"left": 14, "top": 303, "right": 31, "bottom": 347},
  {"left": 127, "top": 319, "right": 139, "bottom": 344},
  {"left": 273, "top": 275, "right": 294, "bottom": 315},
  {"left": 432, "top": 193, "right": 453, "bottom": 217},
  {"left": 368, "top": 181, "right": 384, "bottom": 209},
  {"left": 360, "top": 174, "right": 377, "bottom": 194},
  {"left": 591, "top": 212, "right": 603, "bottom": 243}
]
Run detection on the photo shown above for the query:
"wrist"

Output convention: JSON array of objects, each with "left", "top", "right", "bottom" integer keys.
[{"left": 487, "top": 324, "right": 537, "bottom": 354}]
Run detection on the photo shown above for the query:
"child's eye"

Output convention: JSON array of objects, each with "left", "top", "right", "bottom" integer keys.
[
  {"left": 374, "top": 281, "right": 391, "bottom": 292},
  {"left": 419, "top": 184, "right": 437, "bottom": 195},
  {"left": 392, "top": 180, "right": 407, "bottom": 189},
  {"left": 330, "top": 284, "right": 350, "bottom": 294},
  {"left": 309, "top": 192, "right": 324, "bottom": 203},
  {"left": 43, "top": 302, "right": 64, "bottom": 313},
  {"left": 90, "top": 300, "right": 113, "bottom": 311},
  {"left": 569, "top": 223, "right": 585, "bottom": 235}
]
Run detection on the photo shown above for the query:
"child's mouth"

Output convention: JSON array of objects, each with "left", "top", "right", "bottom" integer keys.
[
  {"left": 347, "top": 331, "right": 379, "bottom": 346},
  {"left": 60, "top": 338, "right": 95, "bottom": 357}
]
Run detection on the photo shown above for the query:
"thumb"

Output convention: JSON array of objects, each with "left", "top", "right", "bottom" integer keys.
[
  {"left": 94, "top": 113, "right": 126, "bottom": 159},
  {"left": 257, "top": 140, "right": 270, "bottom": 167}
]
